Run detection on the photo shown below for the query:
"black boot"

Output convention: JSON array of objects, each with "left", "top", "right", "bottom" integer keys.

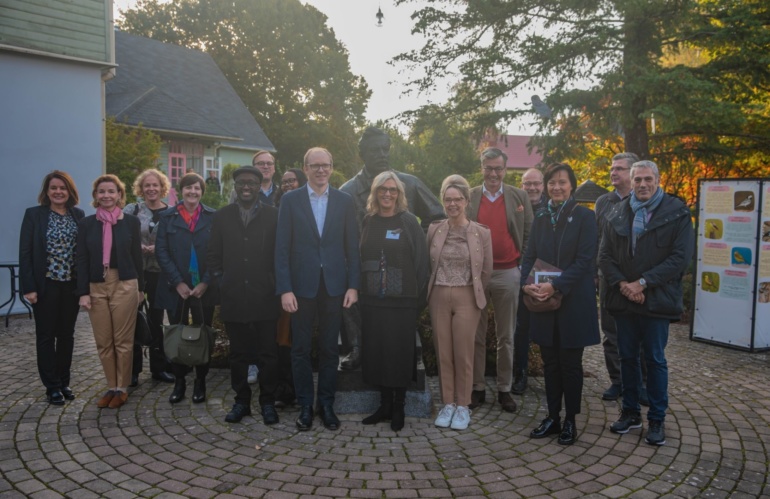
[
  {"left": 192, "top": 378, "right": 206, "bottom": 403},
  {"left": 339, "top": 305, "right": 362, "bottom": 370},
  {"left": 391, "top": 388, "right": 406, "bottom": 431},
  {"left": 169, "top": 378, "right": 186, "bottom": 404},
  {"left": 362, "top": 387, "right": 393, "bottom": 424}
]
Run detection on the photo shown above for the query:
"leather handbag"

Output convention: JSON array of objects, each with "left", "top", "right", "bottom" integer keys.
[
  {"left": 163, "top": 300, "right": 216, "bottom": 366},
  {"left": 134, "top": 300, "right": 154, "bottom": 346},
  {"left": 523, "top": 291, "right": 563, "bottom": 313}
]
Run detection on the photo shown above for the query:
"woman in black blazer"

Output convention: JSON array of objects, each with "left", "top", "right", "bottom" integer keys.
[
  {"left": 77, "top": 174, "right": 144, "bottom": 410},
  {"left": 19, "top": 171, "right": 84, "bottom": 406}
]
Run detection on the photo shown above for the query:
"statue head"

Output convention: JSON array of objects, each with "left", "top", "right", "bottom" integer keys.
[{"left": 359, "top": 126, "right": 391, "bottom": 176}]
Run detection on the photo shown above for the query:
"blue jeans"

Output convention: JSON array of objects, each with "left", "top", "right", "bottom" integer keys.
[
  {"left": 512, "top": 292, "right": 529, "bottom": 372},
  {"left": 615, "top": 313, "right": 669, "bottom": 421}
]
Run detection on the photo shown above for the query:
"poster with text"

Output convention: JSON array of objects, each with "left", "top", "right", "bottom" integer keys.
[{"left": 693, "top": 179, "right": 761, "bottom": 349}]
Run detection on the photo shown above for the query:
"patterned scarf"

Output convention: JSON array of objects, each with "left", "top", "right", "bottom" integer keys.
[
  {"left": 177, "top": 204, "right": 202, "bottom": 286},
  {"left": 629, "top": 187, "right": 664, "bottom": 255},
  {"left": 95, "top": 206, "right": 121, "bottom": 276},
  {"left": 546, "top": 197, "right": 572, "bottom": 230}
]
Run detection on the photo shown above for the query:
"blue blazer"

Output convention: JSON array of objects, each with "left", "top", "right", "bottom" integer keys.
[{"left": 275, "top": 186, "right": 360, "bottom": 298}]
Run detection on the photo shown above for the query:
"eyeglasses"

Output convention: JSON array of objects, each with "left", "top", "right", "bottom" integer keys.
[
  {"left": 483, "top": 166, "right": 505, "bottom": 173},
  {"left": 306, "top": 163, "right": 332, "bottom": 171},
  {"left": 377, "top": 186, "right": 399, "bottom": 195},
  {"left": 235, "top": 180, "right": 260, "bottom": 188},
  {"left": 609, "top": 167, "right": 629, "bottom": 172},
  {"left": 254, "top": 161, "right": 275, "bottom": 167},
  {"left": 281, "top": 178, "right": 298, "bottom": 186},
  {"left": 522, "top": 181, "right": 543, "bottom": 188},
  {"left": 443, "top": 197, "right": 466, "bottom": 205}
]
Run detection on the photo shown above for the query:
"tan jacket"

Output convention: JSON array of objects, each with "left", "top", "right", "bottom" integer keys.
[
  {"left": 427, "top": 219, "right": 493, "bottom": 310},
  {"left": 468, "top": 183, "right": 533, "bottom": 256}
]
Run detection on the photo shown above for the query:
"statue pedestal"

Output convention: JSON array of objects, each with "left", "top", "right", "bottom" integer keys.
[{"left": 334, "top": 332, "right": 432, "bottom": 418}]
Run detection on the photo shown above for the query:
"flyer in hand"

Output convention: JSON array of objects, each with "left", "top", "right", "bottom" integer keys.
[{"left": 525, "top": 258, "right": 563, "bottom": 285}]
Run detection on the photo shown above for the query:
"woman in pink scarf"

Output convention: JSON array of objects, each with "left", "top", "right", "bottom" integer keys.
[{"left": 77, "top": 174, "right": 144, "bottom": 409}]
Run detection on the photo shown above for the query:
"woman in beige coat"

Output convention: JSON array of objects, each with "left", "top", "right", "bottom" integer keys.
[{"left": 427, "top": 175, "right": 492, "bottom": 430}]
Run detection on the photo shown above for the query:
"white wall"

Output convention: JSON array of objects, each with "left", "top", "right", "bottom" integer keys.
[{"left": 0, "top": 51, "right": 104, "bottom": 314}]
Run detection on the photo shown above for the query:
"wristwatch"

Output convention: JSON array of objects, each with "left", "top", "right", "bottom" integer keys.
[{"left": 639, "top": 278, "right": 647, "bottom": 288}]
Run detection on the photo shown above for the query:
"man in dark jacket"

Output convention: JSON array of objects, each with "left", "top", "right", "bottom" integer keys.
[
  {"left": 599, "top": 160, "right": 694, "bottom": 446},
  {"left": 337, "top": 127, "right": 445, "bottom": 369},
  {"left": 594, "top": 152, "right": 640, "bottom": 402},
  {"left": 208, "top": 166, "right": 281, "bottom": 425}
]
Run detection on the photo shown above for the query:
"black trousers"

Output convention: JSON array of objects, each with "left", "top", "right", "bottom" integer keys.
[
  {"left": 540, "top": 327, "right": 584, "bottom": 421},
  {"left": 33, "top": 279, "right": 79, "bottom": 391},
  {"left": 132, "top": 271, "right": 170, "bottom": 376},
  {"left": 225, "top": 320, "right": 280, "bottom": 407},
  {"left": 169, "top": 297, "right": 213, "bottom": 380}
]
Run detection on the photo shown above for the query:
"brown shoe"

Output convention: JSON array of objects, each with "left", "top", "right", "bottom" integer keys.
[
  {"left": 96, "top": 390, "right": 116, "bottom": 408},
  {"left": 108, "top": 391, "right": 128, "bottom": 409},
  {"left": 469, "top": 390, "right": 485, "bottom": 410},
  {"left": 498, "top": 391, "right": 517, "bottom": 413}
]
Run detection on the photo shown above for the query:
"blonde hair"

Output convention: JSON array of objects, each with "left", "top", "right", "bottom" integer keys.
[
  {"left": 91, "top": 174, "right": 127, "bottom": 208},
  {"left": 440, "top": 174, "right": 470, "bottom": 201},
  {"left": 303, "top": 147, "right": 333, "bottom": 166},
  {"left": 366, "top": 171, "right": 408, "bottom": 215},
  {"left": 133, "top": 169, "right": 170, "bottom": 198}
]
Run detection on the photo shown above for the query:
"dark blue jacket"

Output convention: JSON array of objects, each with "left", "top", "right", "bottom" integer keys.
[
  {"left": 19, "top": 205, "right": 85, "bottom": 297},
  {"left": 275, "top": 186, "right": 360, "bottom": 298},
  {"left": 520, "top": 199, "right": 600, "bottom": 349},
  {"left": 154, "top": 203, "right": 219, "bottom": 314}
]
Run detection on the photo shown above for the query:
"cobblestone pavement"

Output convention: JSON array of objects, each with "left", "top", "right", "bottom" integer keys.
[{"left": 1, "top": 314, "right": 769, "bottom": 498}]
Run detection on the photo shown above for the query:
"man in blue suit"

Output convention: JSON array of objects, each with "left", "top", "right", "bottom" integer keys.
[{"left": 275, "top": 147, "right": 361, "bottom": 431}]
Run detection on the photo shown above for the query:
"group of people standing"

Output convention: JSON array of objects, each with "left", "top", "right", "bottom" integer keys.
[{"left": 19, "top": 127, "right": 692, "bottom": 446}]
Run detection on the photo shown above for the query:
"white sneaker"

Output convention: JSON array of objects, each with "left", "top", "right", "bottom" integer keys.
[
  {"left": 450, "top": 406, "right": 471, "bottom": 430},
  {"left": 434, "top": 403, "right": 456, "bottom": 428},
  {"left": 247, "top": 365, "right": 258, "bottom": 384}
]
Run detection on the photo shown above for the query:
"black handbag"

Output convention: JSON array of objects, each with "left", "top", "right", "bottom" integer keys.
[
  {"left": 163, "top": 299, "right": 216, "bottom": 366},
  {"left": 134, "top": 300, "right": 154, "bottom": 346}
]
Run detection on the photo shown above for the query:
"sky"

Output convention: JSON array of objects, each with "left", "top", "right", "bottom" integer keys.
[{"left": 112, "top": 0, "right": 533, "bottom": 134}]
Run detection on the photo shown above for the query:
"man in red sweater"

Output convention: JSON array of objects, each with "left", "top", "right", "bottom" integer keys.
[{"left": 468, "top": 148, "right": 533, "bottom": 412}]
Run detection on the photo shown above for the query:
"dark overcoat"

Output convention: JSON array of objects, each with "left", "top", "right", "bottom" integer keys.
[
  {"left": 154, "top": 203, "right": 219, "bottom": 314},
  {"left": 520, "top": 199, "right": 600, "bottom": 349},
  {"left": 207, "top": 202, "right": 280, "bottom": 323}
]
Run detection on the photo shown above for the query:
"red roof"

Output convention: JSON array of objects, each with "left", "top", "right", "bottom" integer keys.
[{"left": 481, "top": 134, "right": 543, "bottom": 171}]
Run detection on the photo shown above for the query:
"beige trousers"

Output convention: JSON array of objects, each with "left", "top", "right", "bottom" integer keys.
[
  {"left": 88, "top": 269, "right": 138, "bottom": 389},
  {"left": 429, "top": 285, "right": 481, "bottom": 407},
  {"left": 473, "top": 267, "right": 521, "bottom": 392}
]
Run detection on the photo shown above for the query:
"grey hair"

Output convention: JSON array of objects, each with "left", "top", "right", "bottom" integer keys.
[
  {"left": 480, "top": 147, "right": 507, "bottom": 166},
  {"left": 631, "top": 160, "right": 660, "bottom": 178},
  {"left": 612, "top": 152, "right": 640, "bottom": 166}
]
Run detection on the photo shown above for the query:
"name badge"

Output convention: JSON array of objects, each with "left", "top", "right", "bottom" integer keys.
[{"left": 385, "top": 229, "right": 402, "bottom": 240}]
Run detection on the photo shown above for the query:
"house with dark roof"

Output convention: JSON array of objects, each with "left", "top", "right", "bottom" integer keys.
[{"left": 106, "top": 30, "right": 275, "bottom": 200}]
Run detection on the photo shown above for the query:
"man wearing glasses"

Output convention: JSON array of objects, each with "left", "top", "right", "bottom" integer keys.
[
  {"left": 595, "top": 152, "right": 647, "bottom": 403},
  {"left": 275, "top": 147, "right": 360, "bottom": 431},
  {"left": 467, "top": 148, "right": 533, "bottom": 412},
  {"left": 252, "top": 150, "right": 279, "bottom": 206},
  {"left": 208, "top": 166, "right": 282, "bottom": 425},
  {"left": 338, "top": 126, "right": 445, "bottom": 369},
  {"left": 510, "top": 167, "right": 548, "bottom": 395}
]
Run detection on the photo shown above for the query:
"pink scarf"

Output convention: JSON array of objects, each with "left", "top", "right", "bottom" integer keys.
[{"left": 96, "top": 206, "right": 121, "bottom": 276}]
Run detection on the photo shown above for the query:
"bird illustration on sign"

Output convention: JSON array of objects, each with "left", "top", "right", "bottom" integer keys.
[{"left": 734, "top": 192, "right": 754, "bottom": 212}]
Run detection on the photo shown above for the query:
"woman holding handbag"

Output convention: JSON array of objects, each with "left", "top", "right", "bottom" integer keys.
[
  {"left": 520, "top": 163, "right": 599, "bottom": 445},
  {"left": 124, "top": 169, "right": 175, "bottom": 387},
  {"left": 19, "top": 170, "right": 84, "bottom": 405},
  {"left": 155, "top": 172, "right": 218, "bottom": 404}
]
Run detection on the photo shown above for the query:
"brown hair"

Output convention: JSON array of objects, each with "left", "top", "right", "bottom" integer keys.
[
  {"left": 90, "top": 174, "right": 127, "bottom": 208},
  {"left": 38, "top": 170, "right": 79, "bottom": 208},
  {"left": 178, "top": 172, "right": 205, "bottom": 196}
]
